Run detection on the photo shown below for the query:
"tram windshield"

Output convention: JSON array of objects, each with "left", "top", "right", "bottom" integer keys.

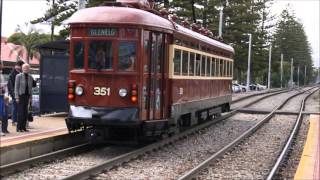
[
  {"left": 71, "top": 30, "right": 138, "bottom": 72},
  {"left": 88, "top": 41, "right": 113, "bottom": 70},
  {"left": 118, "top": 41, "right": 136, "bottom": 71}
]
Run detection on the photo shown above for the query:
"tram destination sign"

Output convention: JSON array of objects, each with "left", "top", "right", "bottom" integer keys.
[{"left": 88, "top": 28, "right": 117, "bottom": 36}]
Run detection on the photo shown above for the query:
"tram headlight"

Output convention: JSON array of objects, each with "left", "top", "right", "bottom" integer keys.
[
  {"left": 75, "top": 85, "right": 84, "bottom": 96},
  {"left": 119, "top": 88, "right": 127, "bottom": 97}
]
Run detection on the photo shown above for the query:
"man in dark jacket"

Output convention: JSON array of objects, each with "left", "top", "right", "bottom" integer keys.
[{"left": 8, "top": 60, "right": 24, "bottom": 126}]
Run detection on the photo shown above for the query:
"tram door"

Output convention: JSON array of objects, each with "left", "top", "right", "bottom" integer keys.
[{"left": 142, "top": 30, "right": 166, "bottom": 120}]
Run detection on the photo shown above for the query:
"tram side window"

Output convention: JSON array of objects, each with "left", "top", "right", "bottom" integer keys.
[
  {"left": 88, "top": 41, "right": 112, "bottom": 70},
  {"left": 220, "top": 59, "right": 224, "bottom": 77},
  {"left": 206, "top": 56, "right": 210, "bottom": 76},
  {"left": 211, "top": 58, "right": 216, "bottom": 77},
  {"left": 217, "top": 59, "right": 220, "bottom": 76},
  {"left": 174, "top": 49, "right": 181, "bottom": 75},
  {"left": 228, "top": 61, "right": 231, "bottom": 77},
  {"left": 73, "top": 41, "right": 84, "bottom": 69},
  {"left": 225, "top": 61, "right": 228, "bottom": 77},
  {"left": 119, "top": 42, "right": 136, "bottom": 71},
  {"left": 189, "top": 53, "right": 195, "bottom": 76},
  {"left": 201, "top": 55, "right": 206, "bottom": 76},
  {"left": 226, "top": 61, "right": 229, "bottom": 77},
  {"left": 195, "top": 54, "right": 201, "bottom": 76},
  {"left": 231, "top": 61, "right": 234, "bottom": 77},
  {"left": 182, "top": 51, "right": 189, "bottom": 75}
]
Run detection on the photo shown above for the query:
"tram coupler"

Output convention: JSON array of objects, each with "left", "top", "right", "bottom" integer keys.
[{"left": 85, "top": 128, "right": 108, "bottom": 144}]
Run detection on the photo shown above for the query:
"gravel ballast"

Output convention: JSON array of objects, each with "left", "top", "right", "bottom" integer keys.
[
  {"left": 93, "top": 113, "right": 265, "bottom": 180},
  {"left": 275, "top": 115, "right": 310, "bottom": 179},
  {"left": 196, "top": 115, "right": 297, "bottom": 179},
  {"left": 275, "top": 88, "right": 320, "bottom": 178},
  {"left": 3, "top": 146, "right": 133, "bottom": 180}
]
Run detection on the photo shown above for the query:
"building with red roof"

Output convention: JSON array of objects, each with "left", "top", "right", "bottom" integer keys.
[{"left": 1, "top": 37, "right": 40, "bottom": 73}]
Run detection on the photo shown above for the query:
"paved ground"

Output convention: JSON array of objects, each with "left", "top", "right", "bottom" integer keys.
[{"left": 0, "top": 114, "right": 67, "bottom": 139}]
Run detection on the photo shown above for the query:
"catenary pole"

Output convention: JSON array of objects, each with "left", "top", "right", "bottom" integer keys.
[
  {"left": 304, "top": 65, "right": 306, "bottom": 85},
  {"left": 290, "top": 58, "right": 294, "bottom": 88},
  {"left": 246, "top": 34, "right": 252, "bottom": 91},
  {"left": 268, "top": 44, "right": 272, "bottom": 89},
  {"left": 297, "top": 65, "right": 300, "bottom": 87},
  {"left": 280, "top": 53, "right": 283, "bottom": 88}
]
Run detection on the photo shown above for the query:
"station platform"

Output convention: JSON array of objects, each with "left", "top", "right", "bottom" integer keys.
[
  {"left": 295, "top": 115, "right": 320, "bottom": 180},
  {"left": 0, "top": 114, "right": 87, "bottom": 166},
  {"left": 0, "top": 114, "right": 68, "bottom": 147}
]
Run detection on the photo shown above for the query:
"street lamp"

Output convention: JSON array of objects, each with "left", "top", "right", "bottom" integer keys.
[
  {"left": 216, "top": 6, "right": 223, "bottom": 37},
  {"left": 246, "top": 33, "right": 252, "bottom": 91},
  {"left": 216, "top": 0, "right": 229, "bottom": 37}
]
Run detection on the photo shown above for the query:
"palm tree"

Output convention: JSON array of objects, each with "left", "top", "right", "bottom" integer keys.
[{"left": 8, "top": 26, "right": 50, "bottom": 63}]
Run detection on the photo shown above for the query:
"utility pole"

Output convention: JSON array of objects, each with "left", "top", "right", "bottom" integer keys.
[
  {"left": 218, "top": 7, "right": 223, "bottom": 37},
  {"left": 0, "top": 0, "right": 3, "bottom": 49},
  {"left": 297, "top": 65, "right": 300, "bottom": 87},
  {"left": 246, "top": 34, "right": 252, "bottom": 91},
  {"left": 51, "top": 0, "right": 55, "bottom": 41},
  {"left": 268, "top": 43, "right": 272, "bottom": 89},
  {"left": 290, "top": 58, "right": 294, "bottom": 88},
  {"left": 78, "top": 0, "right": 87, "bottom": 10},
  {"left": 280, "top": 53, "right": 283, "bottom": 88},
  {"left": 304, "top": 65, "right": 306, "bottom": 86}
]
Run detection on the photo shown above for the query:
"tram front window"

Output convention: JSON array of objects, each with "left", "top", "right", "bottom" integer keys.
[
  {"left": 88, "top": 41, "right": 113, "bottom": 70},
  {"left": 118, "top": 42, "right": 136, "bottom": 71},
  {"left": 73, "top": 41, "right": 84, "bottom": 69}
]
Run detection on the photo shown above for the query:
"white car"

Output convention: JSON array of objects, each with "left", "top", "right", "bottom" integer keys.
[
  {"left": 232, "top": 84, "right": 241, "bottom": 93},
  {"left": 256, "top": 84, "right": 267, "bottom": 91},
  {"left": 233, "top": 83, "right": 246, "bottom": 92}
]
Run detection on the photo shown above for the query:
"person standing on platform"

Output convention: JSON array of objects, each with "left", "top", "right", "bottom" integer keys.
[
  {"left": 8, "top": 60, "right": 24, "bottom": 126},
  {"left": 15, "top": 64, "right": 34, "bottom": 132},
  {"left": 0, "top": 61, "right": 6, "bottom": 136},
  {"left": 1, "top": 96, "right": 10, "bottom": 134}
]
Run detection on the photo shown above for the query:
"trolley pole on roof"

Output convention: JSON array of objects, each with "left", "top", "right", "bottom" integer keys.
[
  {"left": 246, "top": 33, "right": 252, "bottom": 91},
  {"left": 268, "top": 43, "right": 272, "bottom": 89},
  {"left": 280, "top": 53, "right": 283, "bottom": 88}
]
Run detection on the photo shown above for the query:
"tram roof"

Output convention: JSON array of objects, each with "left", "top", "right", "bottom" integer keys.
[{"left": 67, "top": 6, "right": 234, "bottom": 53}]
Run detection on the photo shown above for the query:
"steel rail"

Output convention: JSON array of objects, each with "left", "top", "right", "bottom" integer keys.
[
  {"left": 0, "top": 143, "right": 91, "bottom": 177},
  {"left": 177, "top": 87, "right": 317, "bottom": 180},
  {"left": 266, "top": 87, "right": 320, "bottom": 180},
  {"left": 231, "top": 88, "right": 286, "bottom": 103},
  {"left": 62, "top": 88, "right": 303, "bottom": 180},
  {"left": 0, "top": 88, "right": 291, "bottom": 178}
]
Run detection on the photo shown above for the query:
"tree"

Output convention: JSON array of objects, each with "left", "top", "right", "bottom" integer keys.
[
  {"left": 31, "top": 0, "right": 78, "bottom": 40},
  {"left": 7, "top": 27, "right": 50, "bottom": 63},
  {"left": 272, "top": 6, "right": 313, "bottom": 86},
  {"left": 31, "top": 0, "right": 114, "bottom": 40}
]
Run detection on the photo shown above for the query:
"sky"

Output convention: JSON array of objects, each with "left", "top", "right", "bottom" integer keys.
[{"left": 1, "top": 0, "right": 319, "bottom": 68}]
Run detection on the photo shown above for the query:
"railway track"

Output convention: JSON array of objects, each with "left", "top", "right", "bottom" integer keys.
[
  {"left": 178, "top": 87, "right": 319, "bottom": 180},
  {"left": 0, "top": 87, "right": 308, "bottom": 179},
  {"left": 60, "top": 88, "right": 313, "bottom": 179}
]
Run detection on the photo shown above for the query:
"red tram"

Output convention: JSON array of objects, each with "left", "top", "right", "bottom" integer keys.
[{"left": 65, "top": 0, "right": 234, "bottom": 142}]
